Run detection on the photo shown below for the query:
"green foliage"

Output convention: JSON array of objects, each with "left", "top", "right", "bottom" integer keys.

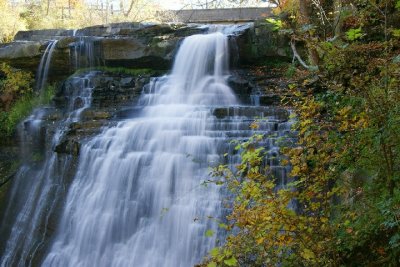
[
  {"left": 0, "top": 0, "right": 26, "bottom": 42},
  {"left": 266, "top": 18, "right": 283, "bottom": 31},
  {"left": 392, "top": 29, "right": 400, "bottom": 38},
  {"left": 0, "top": 85, "right": 54, "bottom": 137},
  {"left": 0, "top": 63, "right": 33, "bottom": 97},
  {"left": 285, "top": 64, "right": 297, "bottom": 78},
  {"left": 205, "top": 229, "right": 214, "bottom": 237},
  {"left": 201, "top": 1, "right": 400, "bottom": 266},
  {"left": 346, "top": 27, "right": 364, "bottom": 41},
  {"left": 0, "top": 63, "right": 36, "bottom": 137},
  {"left": 1, "top": 0, "right": 164, "bottom": 42}
]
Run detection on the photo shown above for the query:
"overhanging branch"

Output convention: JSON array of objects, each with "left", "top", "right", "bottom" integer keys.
[{"left": 290, "top": 40, "right": 318, "bottom": 71}]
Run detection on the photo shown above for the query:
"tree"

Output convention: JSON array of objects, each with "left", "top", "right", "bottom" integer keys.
[
  {"left": 0, "top": 0, "right": 27, "bottom": 43},
  {"left": 201, "top": 0, "right": 400, "bottom": 266}
]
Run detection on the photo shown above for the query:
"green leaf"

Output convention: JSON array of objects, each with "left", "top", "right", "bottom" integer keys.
[
  {"left": 301, "top": 248, "right": 315, "bottom": 260},
  {"left": 396, "top": 0, "right": 400, "bottom": 10},
  {"left": 207, "top": 262, "right": 217, "bottom": 267},
  {"left": 205, "top": 229, "right": 214, "bottom": 237},
  {"left": 223, "top": 257, "right": 238, "bottom": 266},
  {"left": 346, "top": 28, "right": 364, "bottom": 41},
  {"left": 266, "top": 18, "right": 282, "bottom": 31},
  {"left": 210, "top": 247, "right": 219, "bottom": 257},
  {"left": 393, "top": 29, "right": 400, "bottom": 38},
  {"left": 218, "top": 223, "right": 228, "bottom": 229}
]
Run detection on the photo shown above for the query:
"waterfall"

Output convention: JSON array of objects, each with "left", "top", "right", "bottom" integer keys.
[
  {"left": 1, "top": 28, "right": 293, "bottom": 267},
  {"left": 0, "top": 73, "right": 96, "bottom": 267},
  {"left": 42, "top": 32, "right": 236, "bottom": 267},
  {"left": 71, "top": 37, "right": 101, "bottom": 70},
  {"left": 36, "top": 40, "right": 58, "bottom": 91}
]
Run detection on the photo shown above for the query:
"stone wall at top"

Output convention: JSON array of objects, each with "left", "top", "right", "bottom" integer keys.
[{"left": 0, "top": 20, "right": 291, "bottom": 83}]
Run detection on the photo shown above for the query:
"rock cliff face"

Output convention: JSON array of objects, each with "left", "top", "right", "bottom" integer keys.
[
  {"left": 0, "top": 23, "right": 208, "bottom": 82},
  {"left": 0, "top": 21, "right": 290, "bottom": 83},
  {"left": 0, "top": 22, "right": 291, "bottom": 177},
  {"left": 0, "top": 22, "right": 293, "bottom": 265},
  {"left": 52, "top": 70, "right": 152, "bottom": 156}
]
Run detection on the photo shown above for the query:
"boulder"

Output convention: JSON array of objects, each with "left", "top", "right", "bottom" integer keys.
[
  {"left": 0, "top": 41, "right": 42, "bottom": 59},
  {"left": 0, "top": 41, "right": 42, "bottom": 70},
  {"left": 14, "top": 29, "right": 74, "bottom": 41},
  {"left": 236, "top": 19, "right": 291, "bottom": 65}
]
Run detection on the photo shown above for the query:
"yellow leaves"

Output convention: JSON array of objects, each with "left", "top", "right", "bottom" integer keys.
[
  {"left": 338, "top": 106, "right": 352, "bottom": 117},
  {"left": 250, "top": 121, "right": 259, "bottom": 130},
  {"left": 337, "top": 105, "right": 370, "bottom": 133},
  {"left": 256, "top": 236, "right": 265, "bottom": 245},
  {"left": 320, "top": 217, "right": 328, "bottom": 223},
  {"left": 301, "top": 248, "right": 316, "bottom": 261},
  {"left": 339, "top": 120, "right": 350, "bottom": 132},
  {"left": 291, "top": 146, "right": 304, "bottom": 156},
  {"left": 0, "top": 2, "right": 27, "bottom": 42},
  {"left": 290, "top": 165, "right": 301, "bottom": 177},
  {"left": 264, "top": 215, "right": 272, "bottom": 221},
  {"left": 281, "top": 159, "right": 289, "bottom": 166},
  {"left": 355, "top": 116, "right": 368, "bottom": 129}
]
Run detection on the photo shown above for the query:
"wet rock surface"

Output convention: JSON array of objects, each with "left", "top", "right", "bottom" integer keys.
[
  {"left": 0, "top": 23, "right": 295, "bottom": 266},
  {"left": 0, "top": 21, "right": 292, "bottom": 84},
  {"left": 50, "top": 71, "right": 153, "bottom": 155},
  {"left": 0, "top": 23, "right": 208, "bottom": 80}
]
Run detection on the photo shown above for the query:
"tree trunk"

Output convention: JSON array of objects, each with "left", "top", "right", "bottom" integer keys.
[
  {"left": 46, "top": 0, "right": 50, "bottom": 15},
  {"left": 124, "top": 0, "right": 136, "bottom": 17},
  {"left": 334, "top": 0, "right": 343, "bottom": 37},
  {"left": 298, "top": 0, "right": 320, "bottom": 67}
]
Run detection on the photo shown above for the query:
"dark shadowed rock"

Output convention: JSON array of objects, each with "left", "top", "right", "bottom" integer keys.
[{"left": 213, "top": 106, "right": 289, "bottom": 122}]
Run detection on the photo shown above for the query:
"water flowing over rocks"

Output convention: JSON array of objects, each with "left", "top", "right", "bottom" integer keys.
[
  {"left": 0, "top": 21, "right": 291, "bottom": 83},
  {"left": 0, "top": 23, "right": 210, "bottom": 82},
  {"left": 0, "top": 22, "right": 293, "bottom": 267}
]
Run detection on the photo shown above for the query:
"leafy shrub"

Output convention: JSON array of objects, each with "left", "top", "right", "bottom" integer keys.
[{"left": 0, "top": 63, "right": 33, "bottom": 110}]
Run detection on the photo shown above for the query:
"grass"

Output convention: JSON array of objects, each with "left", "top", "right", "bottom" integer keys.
[{"left": 0, "top": 85, "right": 55, "bottom": 137}]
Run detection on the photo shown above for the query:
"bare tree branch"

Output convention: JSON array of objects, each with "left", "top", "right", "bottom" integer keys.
[{"left": 290, "top": 40, "right": 318, "bottom": 71}]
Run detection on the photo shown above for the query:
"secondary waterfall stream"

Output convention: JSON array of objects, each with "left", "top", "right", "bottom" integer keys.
[
  {"left": 36, "top": 40, "right": 58, "bottom": 91},
  {"left": 0, "top": 72, "right": 96, "bottom": 267}
]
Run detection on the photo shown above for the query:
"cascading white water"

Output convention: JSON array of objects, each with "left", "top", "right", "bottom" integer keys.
[
  {"left": 43, "top": 32, "right": 236, "bottom": 267},
  {"left": 36, "top": 40, "right": 58, "bottom": 91},
  {"left": 0, "top": 73, "right": 95, "bottom": 267},
  {"left": 72, "top": 36, "right": 100, "bottom": 70}
]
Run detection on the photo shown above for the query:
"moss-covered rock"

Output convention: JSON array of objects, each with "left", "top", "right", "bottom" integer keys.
[{"left": 236, "top": 19, "right": 291, "bottom": 65}]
